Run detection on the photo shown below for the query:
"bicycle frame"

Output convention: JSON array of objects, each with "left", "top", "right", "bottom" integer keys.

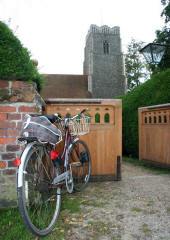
[
  {"left": 17, "top": 110, "right": 89, "bottom": 190},
  {"left": 17, "top": 127, "right": 78, "bottom": 189},
  {"left": 52, "top": 127, "right": 79, "bottom": 186}
]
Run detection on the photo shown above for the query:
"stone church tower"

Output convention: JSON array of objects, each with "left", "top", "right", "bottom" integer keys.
[{"left": 83, "top": 25, "right": 126, "bottom": 98}]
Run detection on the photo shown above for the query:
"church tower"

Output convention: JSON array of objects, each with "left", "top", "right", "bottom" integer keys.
[{"left": 83, "top": 25, "right": 126, "bottom": 98}]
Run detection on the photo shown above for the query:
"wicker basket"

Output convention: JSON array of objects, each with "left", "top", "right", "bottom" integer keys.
[
  {"left": 55, "top": 116, "right": 90, "bottom": 136},
  {"left": 68, "top": 116, "right": 90, "bottom": 136}
]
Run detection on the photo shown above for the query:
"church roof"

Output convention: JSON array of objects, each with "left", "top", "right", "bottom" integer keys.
[{"left": 41, "top": 74, "right": 92, "bottom": 99}]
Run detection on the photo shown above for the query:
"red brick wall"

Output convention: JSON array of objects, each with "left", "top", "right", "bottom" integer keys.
[
  {"left": 0, "top": 103, "right": 37, "bottom": 172},
  {"left": 0, "top": 80, "right": 43, "bottom": 207}
]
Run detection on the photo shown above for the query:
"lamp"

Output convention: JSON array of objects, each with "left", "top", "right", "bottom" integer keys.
[{"left": 139, "top": 43, "right": 166, "bottom": 64}]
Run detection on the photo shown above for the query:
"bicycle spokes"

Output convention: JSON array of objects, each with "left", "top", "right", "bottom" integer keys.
[{"left": 20, "top": 145, "right": 61, "bottom": 233}]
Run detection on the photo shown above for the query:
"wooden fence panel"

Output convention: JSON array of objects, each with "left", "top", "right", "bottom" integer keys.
[
  {"left": 45, "top": 99, "right": 122, "bottom": 180},
  {"left": 139, "top": 103, "right": 170, "bottom": 168}
]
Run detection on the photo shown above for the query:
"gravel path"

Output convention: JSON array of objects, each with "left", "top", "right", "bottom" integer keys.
[{"left": 65, "top": 161, "right": 170, "bottom": 240}]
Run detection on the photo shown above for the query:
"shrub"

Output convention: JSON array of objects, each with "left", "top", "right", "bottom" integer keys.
[
  {"left": 121, "top": 69, "right": 170, "bottom": 157},
  {"left": 0, "top": 21, "right": 43, "bottom": 91}
]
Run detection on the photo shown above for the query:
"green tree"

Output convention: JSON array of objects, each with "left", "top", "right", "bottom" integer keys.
[
  {"left": 121, "top": 69, "right": 170, "bottom": 157},
  {"left": 125, "top": 39, "right": 150, "bottom": 91},
  {"left": 155, "top": 0, "right": 170, "bottom": 70},
  {"left": 0, "top": 21, "right": 43, "bottom": 91},
  {"left": 161, "top": 0, "right": 170, "bottom": 23}
]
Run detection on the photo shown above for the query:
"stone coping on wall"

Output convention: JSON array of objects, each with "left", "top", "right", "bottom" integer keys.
[
  {"left": 45, "top": 98, "right": 122, "bottom": 105},
  {"left": 0, "top": 80, "right": 45, "bottom": 108},
  {"left": 138, "top": 103, "right": 170, "bottom": 110}
]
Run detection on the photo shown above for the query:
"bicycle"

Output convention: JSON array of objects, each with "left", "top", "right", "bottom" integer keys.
[{"left": 16, "top": 109, "right": 91, "bottom": 237}]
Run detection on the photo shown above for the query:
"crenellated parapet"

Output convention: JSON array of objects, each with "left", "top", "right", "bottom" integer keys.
[{"left": 86, "top": 24, "right": 120, "bottom": 40}]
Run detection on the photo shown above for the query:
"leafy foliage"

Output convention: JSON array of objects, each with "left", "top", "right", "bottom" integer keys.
[
  {"left": 155, "top": 28, "right": 170, "bottom": 70},
  {"left": 121, "top": 69, "right": 170, "bottom": 157},
  {"left": 0, "top": 21, "right": 43, "bottom": 91},
  {"left": 161, "top": 0, "right": 170, "bottom": 23},
  {"left": 125, "top": 39, "right": 150, "bottom": 91},
  {"left": 154, "top": 1, "right": 170, "bottom": 71}
]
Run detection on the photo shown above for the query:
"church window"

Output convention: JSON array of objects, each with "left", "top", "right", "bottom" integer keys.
[{"left": 103, "top": 41, "right": 109, "bottom": 54}]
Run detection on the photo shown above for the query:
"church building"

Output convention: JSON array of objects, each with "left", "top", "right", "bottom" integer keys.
[{"left": 41, "top": 24, "right": 126, "bottom": 99}]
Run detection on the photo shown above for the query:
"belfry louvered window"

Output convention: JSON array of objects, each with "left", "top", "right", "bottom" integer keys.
[{"left": 103, "top": 41, "right": 109, "bottom": 54}]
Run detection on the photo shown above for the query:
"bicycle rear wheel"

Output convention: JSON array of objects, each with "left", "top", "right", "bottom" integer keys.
[
  {"left": 68, "top": 139, "right": 91, "bottom": 191},
  {"left": 18, "top": 142, "right": 61, "bottom": 237}
]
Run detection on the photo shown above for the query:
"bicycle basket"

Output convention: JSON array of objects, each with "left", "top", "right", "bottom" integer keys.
[
  {"left": 68, "top": 116, "right": 90, "bottom": 136},
  {"left": 20, "top": 114, "right": 62, "bottom": 144}
]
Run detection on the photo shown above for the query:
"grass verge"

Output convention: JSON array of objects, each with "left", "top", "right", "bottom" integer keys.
[{"left": 0, "top": 194, "right": 82, "bottom": 240}]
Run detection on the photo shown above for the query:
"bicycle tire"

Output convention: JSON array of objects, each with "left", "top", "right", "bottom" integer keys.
[
  {"left": 17, "top": 142, "right": 61, "bottom": 237},
  {"left": 68, "top": 139, "right": 91, "bottom": 191}
]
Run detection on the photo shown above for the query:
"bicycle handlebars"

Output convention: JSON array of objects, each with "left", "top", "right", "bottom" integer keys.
[
  {"left": 54, "top": 109, "right": 87, "bottom": 121},
  {"left": 44, "top": 109, "right": 88, "bottom": 124}
]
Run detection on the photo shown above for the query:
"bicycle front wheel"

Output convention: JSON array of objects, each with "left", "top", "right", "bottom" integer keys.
[
  {"left": 68, "top": 139, "right": 91, "bottom": 191},
  {"left": 18, "top": 142, "right": 61, "bottom": 237}
]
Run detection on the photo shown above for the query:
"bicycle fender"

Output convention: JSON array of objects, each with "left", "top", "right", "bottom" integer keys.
[{"left": 17, "top": 142, "right": 39, "bottom": 188}]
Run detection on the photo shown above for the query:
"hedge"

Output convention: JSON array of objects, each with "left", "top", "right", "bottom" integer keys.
[
  {"left": 121, "top": 69, "right": 170, "bottom": 157},
  {"left": 0, "top": 21, "right": 43, "bottom": 91}
]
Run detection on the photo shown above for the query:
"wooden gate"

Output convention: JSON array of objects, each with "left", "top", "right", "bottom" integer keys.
[
  {"left": 139, "top": 103, "right": 170, "bottom": 168},
  {"left": 45, "top": 99, "right": 122, "bottom": 180}
]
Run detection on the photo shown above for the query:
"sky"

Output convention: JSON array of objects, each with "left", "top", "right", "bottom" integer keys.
[{"left": 0, "top": 0, "right": 164, "bottom": 74}]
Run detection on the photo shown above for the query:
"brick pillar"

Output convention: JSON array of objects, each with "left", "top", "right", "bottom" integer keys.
[{"left": 0, "top": 80, "right": 44, "bottom": 207}]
